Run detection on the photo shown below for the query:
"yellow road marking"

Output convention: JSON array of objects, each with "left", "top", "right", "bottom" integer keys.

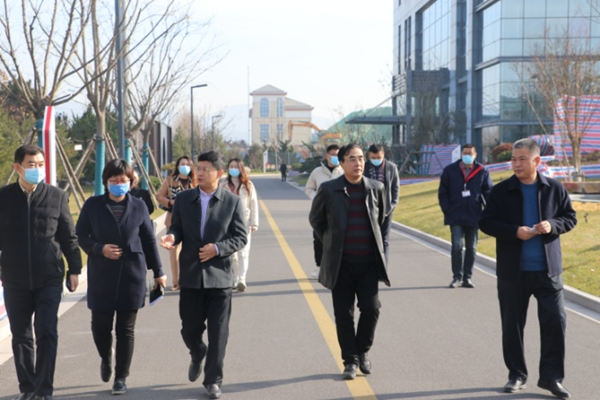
[{"left": 259, "top": 199, "right": 377, "bottom": 400}]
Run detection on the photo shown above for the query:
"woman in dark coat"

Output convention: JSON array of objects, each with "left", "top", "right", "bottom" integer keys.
[{"left": 76, "top": 159, "right": 166, "bottom": 395}]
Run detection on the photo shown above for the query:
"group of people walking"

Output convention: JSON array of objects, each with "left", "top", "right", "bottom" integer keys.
[{"left": 0, "top": 138, "right": 578, "bottom": 400}]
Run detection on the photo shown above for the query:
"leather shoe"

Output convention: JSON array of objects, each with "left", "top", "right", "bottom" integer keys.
[
  {"left": 449, "top": 278, "right": 461, "bottom": 288},
  {"left": 462, "top": 279, "right": 475, "bottom": 288},
  {"left": 342, "top": 363, "right": 357, "bottom": 380},
  {"left": 538, "top": 380, "right": 571, "bottom": 398},
  {"left": 503, "top": 378, "right": 526, "bottom": 393},
  {"left": 188, "top": 342, "right": 208, "bottom": 382},
  {"left": 101, "top": 348, "right": 113, "bottom": 382},
  {"left": 358, "top": 353, "right": 372, "bottom": 375},
  {"left": 205, "top": 384, "right": 222, "bottom": 399},
  {"left": 14, "top": 394, "right": 35, "bottom": 400},
  {"left": 111, "top": 379, "right": 127, "bottom": 395}
]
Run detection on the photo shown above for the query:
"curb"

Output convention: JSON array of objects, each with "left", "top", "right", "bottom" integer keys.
[{"left": 391, "top": 221, "right": 600, "bottom": 315}]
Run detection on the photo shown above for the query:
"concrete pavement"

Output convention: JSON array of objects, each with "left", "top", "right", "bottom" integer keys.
[{"left": 1, "top": 174, "right": 599, "bottom": 399}]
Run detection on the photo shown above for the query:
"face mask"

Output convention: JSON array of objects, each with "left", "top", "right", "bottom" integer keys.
[
  {"left": 330, "top": 156, "right": 339, "bottom": 166},
  {"left": 178, "top": 165, "right": 191, "bottom": 176},
  {"left": 370, "top": 158, "right": 383, "bottom": 167},
  {"left": 108, "top": 182, "right": 130, "bottom": 197},
  {"left": 462, "top": 155, "right": 474, "bottom": 165},
  {"left": 22, "top": 167, "right": 46, "bottom": 185},
  {"left": 229, "top": 168, "right": 240, "bottom": 178}
]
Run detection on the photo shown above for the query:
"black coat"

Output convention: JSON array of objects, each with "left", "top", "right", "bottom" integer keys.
[
  {"left": 0, "top": 182, "right": 82, "bottom": 289},
  {"left": 438, "top": 160, "right": 493, "bottom": 227},
  {"left": 167, "top": 186, "right": 248, "bottom": 289},
  {"left": 479, "top": 174, "right": 577, "bottom": 282},
  {"left": 364, "top": 159, "right": 400, "bottom": 216},
  {"left": 309, "top": 176, "right": 390, "bottom": 290},
  {"left": 76, "top": 193, "right": 164, "bottom": 312},
  {"left": 130, "top": 188, "right": 155, "bottom": 215}
]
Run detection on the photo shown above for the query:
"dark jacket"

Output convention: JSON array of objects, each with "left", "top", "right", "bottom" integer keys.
[
  {"left": 438, "top": 160, "right": 493, "bottom": 227},
  {"left": 167, "top": 186, "right": 247, "bottom": 289},
  {"left": 364, "top": 159, "right": 400, "bottom": 217},
  {"left": 479, "top": 174, "right": 577, "bottom": 282},
  {"left": 76, "top": 193, "right": 164, "bottom": 312},
  {"left": 0, "top": 182, "right": 82, "bottom": 289},
  {"left": 130, "top": 187, "right": 155, "bottom": 214},
  {"left": 309, "top": 176, "right": 390, "bottom": 290}
]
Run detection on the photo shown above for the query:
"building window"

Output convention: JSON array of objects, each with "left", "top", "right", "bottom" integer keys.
[
  {"left": 417, "top": 0, "right": 452, "bottom": 71},
  {"left": 404, "top": 16, "right": 412, "bottom": 70},
  {"left": 260, "top": 124, "right": 270, "bottom": 142},
  {"left": 276, "top": 124, "right": 284, "bottom": 139},
  {"left": 276, "top": 98, "right": 284, "bottom": 117},
  {"left": 260, "top": 98, "right": 269, "bottom": 117},
  {"left": 398, "top": 25, "right": 402, "bottom": 74}
]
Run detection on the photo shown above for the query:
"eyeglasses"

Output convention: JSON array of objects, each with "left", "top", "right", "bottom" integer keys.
[
  {"left": 108, "top": 178, "right": 130, "bottom": 185},
  {"left": 195, "top": 167, "right": 217, "bottom": 173},
  {"left": 346, "top": 156, "right": 365, "bottom": 163}
]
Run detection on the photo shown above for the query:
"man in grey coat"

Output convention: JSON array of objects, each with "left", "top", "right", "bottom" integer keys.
[
  {"left": 309, "top": 143, "right": 389, "bottom": 381},
  {"left": 160, "top": 151, "right": 247, "bottom": 400}
]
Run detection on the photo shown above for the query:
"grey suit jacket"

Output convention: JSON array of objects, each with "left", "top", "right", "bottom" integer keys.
[{"left": 167, "top": 186, "right": 248, "bottom": 289}]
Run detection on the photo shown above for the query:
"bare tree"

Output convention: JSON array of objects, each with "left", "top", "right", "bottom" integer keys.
[{"left": 518, "top": 33, "right": 600, "bottom": 181}]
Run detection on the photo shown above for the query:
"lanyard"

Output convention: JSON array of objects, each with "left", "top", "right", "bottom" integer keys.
[{"left": 461, "top": 164, "right": 482, "bottom": 190}]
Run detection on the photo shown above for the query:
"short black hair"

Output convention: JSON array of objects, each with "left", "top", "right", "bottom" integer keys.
[
  {"left": 14, "top": 145, "right": 45, "bottom": 164},
  {"left": 462, "top": 143, "right": 476, "bottom": 151},
  {"left": 368, "top": 144, "right": 384, "bottom": 154},
  {"left": 102, "top": 159, "right": 134, "bottom": 190},
  {"left": 338, "top": 143, "right": 362, "bottom": 162},
  {"left": 198, "top": 151, "right": 225, "bottom": 170},
  {"left": 325, "top": 144, "right": 340, "bottom": 153}
]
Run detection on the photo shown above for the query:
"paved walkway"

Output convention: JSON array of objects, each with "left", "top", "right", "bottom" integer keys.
[{"left": 1, "top": 175, "right": 599, "bottom": 399}]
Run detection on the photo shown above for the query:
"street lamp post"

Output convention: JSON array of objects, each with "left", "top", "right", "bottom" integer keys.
[
  {"left": 190, "top": 84, "right": 207, "bottom": 160},
  {"left": 211, "top": 114, "right": 222, "bottom": 150}
]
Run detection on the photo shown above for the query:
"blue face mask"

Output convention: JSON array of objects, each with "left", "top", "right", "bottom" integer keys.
[
  {"left": 370, "top": 158, "right": 383, "bottom": 167},
  {"left": 23, "top": 167, "right": 46, "bottom": 185},
  {"left": 178, "top": 165, "right": 191, "bottom": 176},
  {"left": 462, "top": 155, "right": 475, "bottom": 165},
  {"left": 108, "top": 182, "right": 130, "bottom": 197},
  {"left": 330, "top": 156, "right": 339, "bottom": 166},
  {"left": 229, "top": 168, "right": 240, "bottom": 178}
]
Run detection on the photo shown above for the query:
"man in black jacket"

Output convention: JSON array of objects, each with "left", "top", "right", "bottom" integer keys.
[
  {"left": 480, "top": 139, "right": 576, "bottom": 399},
  {"left": 364, "top": 144, "right": 400, "bottom": 262},
  {"left": 438, "top": 144, "right": 493, "bottom": 288},
  {"left": 160, "top": 151, "right": 247, "bottom": 400},
  {"left": 309, "top": 143, "right": 389, "bottom": 381},
  {"left": 0, "top": 145, "right": 82, "bottom": 400}
]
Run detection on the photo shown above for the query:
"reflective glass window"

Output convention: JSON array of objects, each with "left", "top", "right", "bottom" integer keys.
[
  {"left": 501, "top": 39, "right": 523, "bottom": 56},
  {"left": 259, "top": 98, "right": 269, "bottom": 117},
  {"left": 276, "top": 98, "right": 284, "bottom": 117},
  {"left": 546, "top": 18, "right": 568, "bottom": 38},
  {"left": 523, "top": 39, "right": 545, "bottom": 56},
  {"left": 569, "top": 0, "right": 591, "bottom": 17},
  {"left": 502, "top": 19, "right": 523, "bottom": 39},
  {"left": 260, "top": 124, "right": 269, "bottom": 142},
  {"left": 523, "top": 18, "right": 545, "bottom": 38},
  {"left": 591, "top": 20, "right": 600, "bottom": 37},
  {"left": 502, "top": 0, "right": 523, "bottom": 18},
  {"left": 501, "top": 63, "right": 520, "bottom": 82},
  {"left": 547, "top": 1, "right": 568, "bottom": 18},
  {"left": 524, "top": 0, "right": 545, "bottom": 18},
  {"left": 570, "top": 17, "right": 591, "bottom": 37}
]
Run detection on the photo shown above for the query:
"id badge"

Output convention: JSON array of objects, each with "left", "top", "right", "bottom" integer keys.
[{"left": 462, "top": 190, "right": 471, "bottom": 197}]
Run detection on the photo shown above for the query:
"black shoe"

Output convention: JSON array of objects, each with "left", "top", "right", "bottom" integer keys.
[
  {"left": 111, "top": 379, "right": 127, "bottom": 395},
  {"left": 449, "top": 278, "right": 461, "bottom": 288},
  {"left": 343, "top": 363, "right": 357, "bottom": 380},
  {"left": 14, "top": 394, "right": 35, "bottom": 400},
  {"left": 358, "top": 353, "right": 372, "bottom": 375},
  {"left": 205, "top": 384, "right": 222, "bottom": 399},
  {"left": 462, "top": 279, "right": 475, "bottom": 288},
  {"left": 101, "top": 348, "right": 114, "bottom": 382},
  {"left": 188, "top": 342, "right": 208, "bottom": 382},
  {"left": 538, "top": 380, "right": 571, "bottom": 398},
  {"left": 503, "top": 378, "right": 526, "bottom": 393}
]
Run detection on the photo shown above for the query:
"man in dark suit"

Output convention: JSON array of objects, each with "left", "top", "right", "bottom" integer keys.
[
  {"left": 160, "top": 151, "right": 247, "bottom": 400},
  {"left": 0, "top": 145, "right": 82, "bottom": 400},
  {"left": 309, "top": 143, "right": 389, "bottom": 380},
  {"left": 363, "top": 144, "right": 399, "bottom": 262},
  {"left": 480, "top": 139, "right": 576, "bottom": 398}
]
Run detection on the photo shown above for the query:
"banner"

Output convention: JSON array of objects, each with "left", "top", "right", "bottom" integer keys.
[{"left": 42, "top": 106, "right": 57, "bottom": 186}]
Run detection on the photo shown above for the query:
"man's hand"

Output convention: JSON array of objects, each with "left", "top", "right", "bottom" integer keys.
[
  {"left": 532, "top": 220, "right": 552, "bottom": 235},
  {"left": 516, "top": 226, "right": 539, "bottom": 241},
  {"left": 102, "top": 244, "right": 123, "bottom": 260},
  {"left": 199, "top": 244, "right": 218, "bottom": 262},
  {"left": 68, "top": 274, "right": 79, "bottom": 292},
  {"left": 154, "top": 275, "right": 167, "bottom": 289},
  {"left": 160, "top": 234, "right": 176, "bottom": 249}
]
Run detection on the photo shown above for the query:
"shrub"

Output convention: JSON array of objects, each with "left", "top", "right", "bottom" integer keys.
[
  {"left": 299, "top": 156, "right": 323, "bottom": 173},
  {"left": 149, "top": 176, "right": 162, "bottom": 191},
  {"left": 496, "top": 150, "right": 513, "bottom": 163},
  {"left": 291, "top": 163, "right": 303, "bottom": 171}
]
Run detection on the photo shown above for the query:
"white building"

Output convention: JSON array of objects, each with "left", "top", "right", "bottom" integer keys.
[{"left": 249, "top": 85, "right": 314, "bottom": 145}]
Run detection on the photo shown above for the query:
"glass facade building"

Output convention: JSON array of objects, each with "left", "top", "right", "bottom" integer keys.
[{"left": 393, "top": 0, "right": 600, "bottom": 162}]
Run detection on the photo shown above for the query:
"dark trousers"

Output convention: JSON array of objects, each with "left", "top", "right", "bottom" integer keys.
[
  {"left": 179, "top": 287, "right": 232, "bottom": 386},
  {"left": 381, "top": 213, "right": 393, "bottom": 264},
  {"left": 313, "top": 231, "right": 323, "bottom": 267},
  {"left": 498, "top": 272, "right": 566, "bottom": 383},
  {"left": 4, "top": 283, "right": 63, "bottom": 396},
  {"left": 91, "top": 309, "right": 138, "bottom": 380},
  {"left": 331, "top": 259, "right": 381, "bottom": 366},
  {"left": 450, "top": 225, "right": 478, "bottom": 280},
  {"left": 281, "top": 172, "right": 287, "bottom": 181}
]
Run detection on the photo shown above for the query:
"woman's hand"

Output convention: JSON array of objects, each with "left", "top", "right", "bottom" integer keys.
[
  {"left": 102, "top": 244, "right": 123, "bottom": 260},
  {"left": 249, "top": 225, "right": 258, "bottom": 233}
]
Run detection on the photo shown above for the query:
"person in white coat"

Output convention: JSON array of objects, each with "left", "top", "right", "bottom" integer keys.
[{"left": 222, "top": 158, "right": 258, "bottom": 291}]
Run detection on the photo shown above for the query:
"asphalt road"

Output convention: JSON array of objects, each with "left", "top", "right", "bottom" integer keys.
[{"left": 1, "top": 174, "right": 599, "bottom": 400}]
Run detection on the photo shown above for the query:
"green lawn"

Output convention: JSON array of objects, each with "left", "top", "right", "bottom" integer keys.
[{"left": 394, "top": 171, "right": 600, "bottom": 297}]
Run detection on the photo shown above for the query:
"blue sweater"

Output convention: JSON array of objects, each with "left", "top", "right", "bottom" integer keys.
[{"left": 520, "top": 182, "right": 547, "bottom": 272}]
